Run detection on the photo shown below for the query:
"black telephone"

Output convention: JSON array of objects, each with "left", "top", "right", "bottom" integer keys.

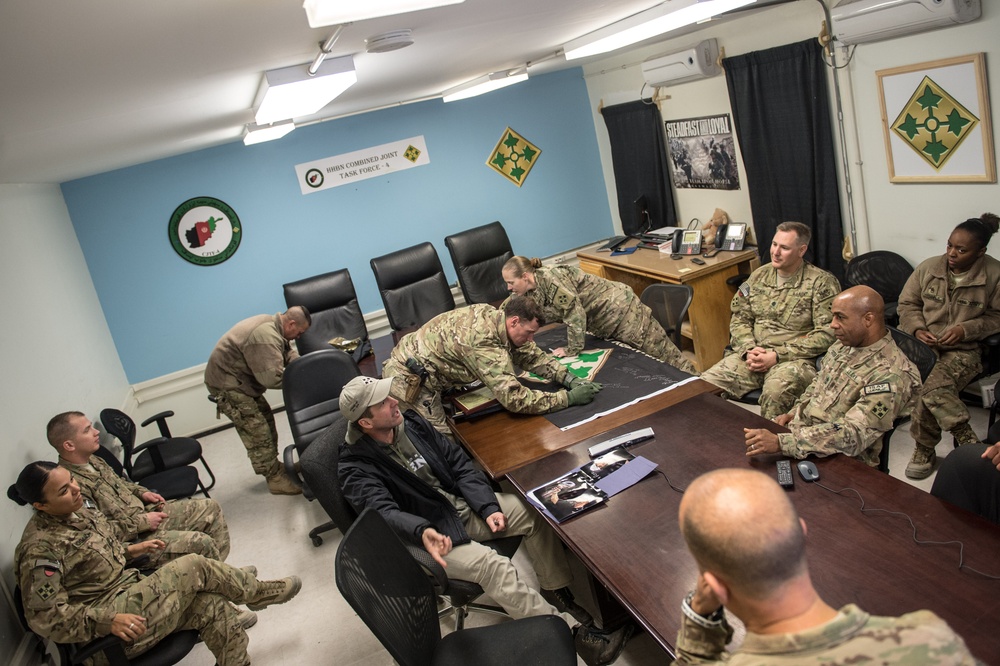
[
  {"left": 672, "top": 229, "right": 703, "bottom": 255},
  {"left": 716, "top": 222, "right": 747, "bottom": 251}
]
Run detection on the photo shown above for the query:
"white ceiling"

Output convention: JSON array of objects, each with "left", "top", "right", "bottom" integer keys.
[{"left": 0, "top": 0, "right": 762, "bottom": 185}]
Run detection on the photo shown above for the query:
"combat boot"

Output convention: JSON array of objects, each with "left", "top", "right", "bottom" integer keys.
[
  {"left": 266, "top": 470, "right": 302, "bottom": 495},
  {"left": 247, "top": 576, "right": 302, "bottom": 611},
  {"left": 950, "top": 422, "right": 980, "bottom": 447},
  {"left": 541, "top": 587, "right": 594, "bottom": 627},
  {"left": 905, "top": 445, "right": 937, "bottom": 480},
  {"left": 239, "top": 565, "right": 257, "bottom": 576},
  {"left": 234, "top": 607, "right": 258, "bottom": 629},
  {"left": 574, "top": 623, "right": 633, "bottom": 666}
]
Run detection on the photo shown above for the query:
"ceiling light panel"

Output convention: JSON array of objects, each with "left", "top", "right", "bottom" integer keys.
[
  {"left": 442, "top": 69, "right": 529, "bottom": 103},
  {"left": 254, "top": 55, "right": 357, "bottom": 125},
  {"left": 244, "top": 121, "right": 296, "bottom": 146},
  {"left": 303, "top": 0, "right": 466, "bottom": 27}
]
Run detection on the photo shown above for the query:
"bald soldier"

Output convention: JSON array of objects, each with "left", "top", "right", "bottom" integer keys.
[
  {"left": 673, "top": 468, "right": 980, "bottom": 664},
  {"left": 383, "top": 295, "right": 601, "bottom": 436},
  {"left": 701, "top": 222, "right": 840, "bottom": 419},
  {"left": 744, "top": 286, "right": 921, "bottom": 467}
]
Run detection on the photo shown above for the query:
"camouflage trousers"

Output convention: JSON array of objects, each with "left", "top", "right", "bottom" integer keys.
[
  {"left": 145, "top": 497, "right": 230, "bottom": 566},
  {"left": 209, "top": 387, "right": 280, "bottom": 477},
  {"left": 382, "top": 358, "right": 453, "bottom": 437},
  {"left": 700, "top": 352, "right": 817, "bottom": 420},
  {"left": 113, "top": 553, "right": 259, "bottom": 665},
  {"left": 609, "top": 302, "right": 696, "bottom": 374},
  {"left": 910, "top": 348, "right": 981, "bottom": 449}
]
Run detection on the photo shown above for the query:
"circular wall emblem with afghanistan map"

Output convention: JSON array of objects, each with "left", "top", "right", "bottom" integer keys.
[{"left": 168, "top": 196, "right": 242, "bottom": 266}]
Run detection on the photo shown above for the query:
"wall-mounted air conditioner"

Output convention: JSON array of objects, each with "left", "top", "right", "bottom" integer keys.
[
  {"left": 641, "top": 39, "right": 721, "bottom": 88},
  {"left": 831, "top": 0, "right": 980, "bottom": 46}
]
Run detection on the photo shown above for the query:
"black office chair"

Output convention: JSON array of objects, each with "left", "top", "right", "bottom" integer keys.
[
  {"left": 335, "top": 508, "right": 576, "bottom": 666},
  {"left": 845, "top": 251, "right": 914, "bottom": 326},
  {"left": 93, "top": 444, "right": 202, "bottom": 502},
  {"left": 100, "top": 409, "right": 214, "bottom": 497},
  {"left": 283, "top": 268, "right": 371, "bottom": 362},
  {"left": 15, "top": 584, "right": 199, "bottom": 666},
  {"left": 880, "top": 327, "right": 937, "bottom": 474},
  {"left": 302, "top": 419, "right": 521, "bottom": 629},
  {"left": 640, "top": 283, "right": 693, "bottom": 348},
  {"left": 370, "top": 242, "right": 456, "bottom": 331},
  {"left": 444, "top": 221, "right": 514, "bottom": 305},
  {"left": 282, "top": 349, "right": 361, "bottom": 546}
]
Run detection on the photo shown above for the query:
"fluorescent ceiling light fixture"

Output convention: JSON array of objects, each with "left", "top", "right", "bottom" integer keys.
[
  {"left": 564, "top": 0, "right": 756, "bottom": 60},
  {"left": 243, "top": 120, "right": 296, "bottom": 146},
  {"left": 254, "top": 55, "right": 356, "bottom": 125},
  {"left": 442, "top": 69, "right": 529, "bottom": 103},
  {"left": 303, "top": 0, "right": 465, "bottom": 27}
]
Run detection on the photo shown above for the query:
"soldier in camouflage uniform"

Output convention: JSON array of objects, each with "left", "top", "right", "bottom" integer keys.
[
  {"left": 10, "top": 462, "right": 301, "bottom": 665},
  {"left": 383, "top": 295, "right": 601, "bottom": 435},
  {"left": 205, "top": 307, "right": 311, "bottom": 495},
  {"left": 700, "top": 222, "right": 839, "bottom": 419},
  {"left": 745, "top": 286, "right": 921, "bottom": 467},
  {"left": 49, "top": 411, "right": 229, "bottom": 565},
  {"left": 501, "top": 256, "right": 695, "bottom": 373},
  {"left": 673, "top": 468, "right": 980, "bottom": 665},
  {"left": 898, "top": 213, "right": 1000, "bottom": 480}
]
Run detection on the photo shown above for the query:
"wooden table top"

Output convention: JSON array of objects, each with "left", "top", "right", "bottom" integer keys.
[
  {"left": 506, "top": 392, "right": 1000, "bottom": 660},
  {"left": 450, "top": 378, "right": 720, "bottom": 479},
  {"left": 577, "top": 243, "right": 759, "bottom": 284}
]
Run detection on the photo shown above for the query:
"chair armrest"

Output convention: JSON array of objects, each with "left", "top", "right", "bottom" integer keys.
[
  {"left": 70, "top": 635, "right": 133, "bottom": 666},
  {"left": 404, "top": 542, "right": 450, "bottom": 593},
  {"left": 282, "top": 445, "right": 305, "bottom": 490},
  {"left": 141, "top": 411, "right": 176, "bottom": 438},
  {"left": 132, "top": 436, "right": 170, "bottom": 471}
]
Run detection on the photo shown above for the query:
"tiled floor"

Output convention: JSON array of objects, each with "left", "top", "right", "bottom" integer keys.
[{"left": 177, "top": 397, "right": 991, "bottom": 665}]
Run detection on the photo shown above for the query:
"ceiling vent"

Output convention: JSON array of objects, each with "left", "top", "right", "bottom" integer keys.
[{"left": 366, "top": 29, "right": 415, "bottom": 53}]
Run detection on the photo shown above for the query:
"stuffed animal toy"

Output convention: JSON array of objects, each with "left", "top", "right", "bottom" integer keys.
[{"left": 701, "top": 208, "right": 730, "bottom": 248}]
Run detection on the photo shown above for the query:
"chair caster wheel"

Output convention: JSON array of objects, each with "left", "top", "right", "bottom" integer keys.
[{"left": 311, "top": 536, "right": 323, "bottom": 547}]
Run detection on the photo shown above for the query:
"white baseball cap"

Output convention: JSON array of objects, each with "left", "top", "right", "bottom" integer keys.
[{"left": 340, "top": 376, "right": 394, "bottom": 422}]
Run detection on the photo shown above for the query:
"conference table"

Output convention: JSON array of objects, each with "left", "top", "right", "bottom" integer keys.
[
  {"left": 577, "top": 242, "right": 759, "bottom": 372},
  {"left": 480, "top": 392, "right": 1000, "bottom": 660}
]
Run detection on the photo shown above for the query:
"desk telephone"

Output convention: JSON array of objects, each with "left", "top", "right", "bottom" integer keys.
[{"left": 716, "top": 222, "right": 747, "bottom": 251}]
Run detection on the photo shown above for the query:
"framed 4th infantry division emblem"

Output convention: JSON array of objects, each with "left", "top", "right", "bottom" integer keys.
[
  {"left": 877, "top": 53, "right": 995, "bottom": 183},
  {"left": 486, "top": 127, "right": 541, "bottom": 186}
]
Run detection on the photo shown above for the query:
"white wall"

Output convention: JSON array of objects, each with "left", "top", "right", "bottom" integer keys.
[
  {"left": 581, "top": 1, "right": 1000, "bottom": 265},
  {"left": 0, "top": 184, "right": 131, "bottom": 663}
]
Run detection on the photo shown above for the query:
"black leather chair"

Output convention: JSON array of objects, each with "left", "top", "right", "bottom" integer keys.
[
  {"left": 282, "top": 349, "right": 361, "bottom": 546},
  {"left": 640, "top": 283, "right": 693, "bottom": 348},
  {"left": 444, "top": 221, "right": 514, "bottom": 305},
  {"left": 880, "top": 327, "right": 937, "bottom": 473},
  {"left": 99, "top": 409, "right": 213, "bottom": 498},
  {"left": 370, "top": 242, "right": 455, "bottom": 331},
  {"left": 15, "top": 583, "right": 199, "bottom": 666},
  {"left": 283, "top": 268, "right": 371, "bottom": 361},
  {"left": 335, "top": 508, "right": 576, "bottom": 666},
  {"left": 302, "top": 418, "right": 521, "bottom": 629},
  {"left": 845, "top": 251, "right": 915, "bottom": 326},
  {"left": 93, "top": 444, "right": 202, "bottom": 502}
]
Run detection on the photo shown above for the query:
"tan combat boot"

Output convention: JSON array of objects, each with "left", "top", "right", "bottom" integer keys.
[
  {"left": 950, "top": 422, "right": 980, "bottom": 447},
  {"left": 905, "top": 445, "right": 937, "bottom": 480},
  {"left": 247, "top": 576, "right": 303, "bottom": 611},
  {"left": 266, "top": 470, "right": 302, "bottom": 495}
]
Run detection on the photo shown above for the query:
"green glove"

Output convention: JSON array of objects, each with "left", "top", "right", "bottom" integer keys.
[
  {"left": 567, "top": 382, "right": 601, "bottom": 406},
  {"left": 563, "top": 374, "right": 583, "bottom": 389}
]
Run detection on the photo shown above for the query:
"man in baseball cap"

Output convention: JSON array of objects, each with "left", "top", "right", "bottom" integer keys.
[{"left": 337, "top": 375, "right": 632, "bottom": 666}]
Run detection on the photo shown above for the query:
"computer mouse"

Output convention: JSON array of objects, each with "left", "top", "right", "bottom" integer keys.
[{"left": 797, "top": 460, "right": 819, "bottom": 482}]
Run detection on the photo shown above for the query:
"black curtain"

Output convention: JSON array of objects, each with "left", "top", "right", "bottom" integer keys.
[
  {"left": 601, "top": 101, "right": 678, "bottom": 236},
  {"left": 724, "top": 39, "right": 845, "bottom": 285}
]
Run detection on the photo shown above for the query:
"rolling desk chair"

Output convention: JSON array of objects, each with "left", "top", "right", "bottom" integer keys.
[
  {"left": 845, "top": 251, "right": 914, "bottom": 326},
  {"left": 444, "top": 221, "right": 514, "bottom": 305},
  {"left": 335, "top": 508, "right": 576, "bottom": 666},
  {"left": 370, "top": 242, "right": 456, "bottom": 331},
  {"left": 879, "top": 327, "right": 937, "bottom": 474},
  {"left": 282, "top": 268, "right": 371, "bottom": 361},
  {"left": 639, "top": 283, "right": 693, "bottom": 349}
]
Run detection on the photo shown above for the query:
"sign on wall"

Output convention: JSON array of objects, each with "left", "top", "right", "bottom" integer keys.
[
  {"left": 295, "top": 136, "right": 430, "bottom": 194},
  {"left": 168, "top": 196, "right": 242, "bottom": 266},
  {"left": 664, "top": 114, "right": 740, "bottom": 190},
  {"left": 486, "top": 127, "right": 541, "bottom": 187}
]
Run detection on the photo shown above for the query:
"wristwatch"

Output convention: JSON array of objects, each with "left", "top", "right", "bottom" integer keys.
[{"left": 682, "top": 591, "right": 725, "bottom": 628}]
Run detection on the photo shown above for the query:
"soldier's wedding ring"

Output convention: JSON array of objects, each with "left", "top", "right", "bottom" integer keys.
[{"left": 129, "top": 623, "right": 135, "bottom": 629}]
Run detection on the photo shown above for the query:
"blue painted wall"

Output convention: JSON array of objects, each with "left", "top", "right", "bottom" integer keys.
[{"left": 61, "top": 68, "right": 613, "bottom": 383}]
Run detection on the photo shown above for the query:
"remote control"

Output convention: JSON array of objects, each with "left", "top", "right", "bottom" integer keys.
[
  {"left": 776, "top": 460, "right": 794, "bottom": 488},
  {"left": 588, "top": 427, "right": 655, "bottom": 458}
]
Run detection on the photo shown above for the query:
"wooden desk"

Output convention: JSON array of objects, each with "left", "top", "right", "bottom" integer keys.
[
  {"left": 507, "top": 392, "right": 1000, "bottom": 660},
  {"left": 577, "top": 244, "right": 759, "bottom": 371},
  {"left": 451, "top": 379, "right": 720, "bottom": 479}
]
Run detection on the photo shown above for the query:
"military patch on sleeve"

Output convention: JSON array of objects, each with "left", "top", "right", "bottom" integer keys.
[
  {"left": 871, "top": 401, "right": 889, "bottom": 419},
  {"left": 738, "top": 282, "right": 750, "bottom": 299},
  {"left": 29, "top": 560, "right": 62, "bottom": 607},
  {"left": 553, "top": 286, "right": 574, "bottom": 309},
  {"left": 36, "top": 582, "right": 56, "bottom": 601},
  {"left": 863, "top": 383, "right": 891, "bottom": 395}
]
